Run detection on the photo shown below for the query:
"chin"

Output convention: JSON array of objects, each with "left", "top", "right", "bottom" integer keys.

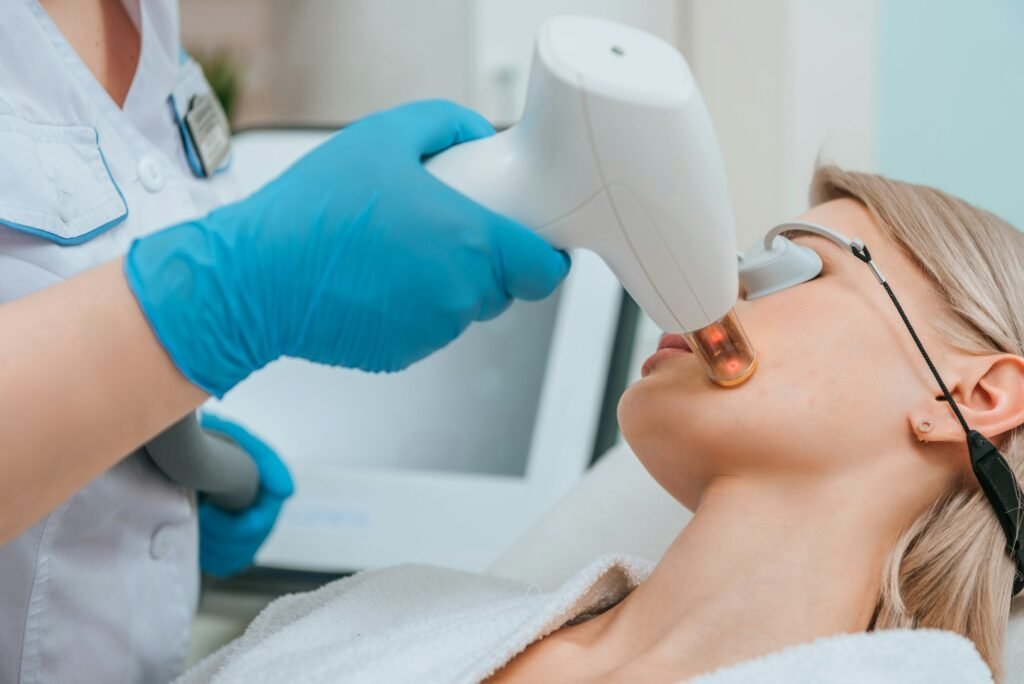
[
  {"left": 616, "top": 379, "right": 657, "bottom": 444},
  {"left": 618, "top": 360, "right": 706, "bottom": 431},
  {"left": 616, "top": 384, "right": 698, "bottom": 504}
]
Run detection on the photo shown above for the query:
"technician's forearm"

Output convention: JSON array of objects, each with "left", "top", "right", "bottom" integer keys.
[{"left": 0, "top": 259, "right": 207, "bottom": 543}]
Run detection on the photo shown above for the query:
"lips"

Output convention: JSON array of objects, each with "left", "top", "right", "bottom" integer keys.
[
  {"left": 641, "top": 334, "right": 694, "bottom": 377},
  {"left": 657, "top": 333, "right": 693, "bottom": 353}
]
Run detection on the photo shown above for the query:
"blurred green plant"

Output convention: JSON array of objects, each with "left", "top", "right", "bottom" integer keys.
[{"left": 193, "top": 49, "right": 244, "bottom": 123}]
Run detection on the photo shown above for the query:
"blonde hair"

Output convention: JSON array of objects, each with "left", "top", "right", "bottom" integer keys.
[{"left": 810, "top": 166, "right": 1024, "bottom": 680}]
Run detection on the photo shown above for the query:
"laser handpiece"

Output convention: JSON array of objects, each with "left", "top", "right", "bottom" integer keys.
[{"left": 426, "top": 16, "right": 756, "bottom": 388}]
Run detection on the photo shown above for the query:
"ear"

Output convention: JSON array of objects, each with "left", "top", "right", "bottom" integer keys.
[{"left": 907, "top": 353, "right": 1024, "bottom": 446}]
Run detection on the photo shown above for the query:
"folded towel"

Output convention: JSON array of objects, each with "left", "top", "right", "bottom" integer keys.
[
  {"left": 690, "top": 628, "right": 992, "bottom": 683},
  {"left": 179, "top": 555, "right": 993, "bottom": 683}
]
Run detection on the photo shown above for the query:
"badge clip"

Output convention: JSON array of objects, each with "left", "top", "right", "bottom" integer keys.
[{"left": 169, "top": 57, "right": 232, "bottom": 178}]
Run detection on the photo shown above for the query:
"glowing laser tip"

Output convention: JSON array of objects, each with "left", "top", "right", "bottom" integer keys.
[{"left": 684, "top": 308, "right": 757, "bottom": 388}]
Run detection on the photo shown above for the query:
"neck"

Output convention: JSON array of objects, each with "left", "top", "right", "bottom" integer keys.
[{"left": 569, "top": 473, "right": 897, "bottom": 679}]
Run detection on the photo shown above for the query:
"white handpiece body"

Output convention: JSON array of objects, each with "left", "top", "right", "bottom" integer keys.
[{"left": 426, "top": 15, "right": 737, "bottom": 334}]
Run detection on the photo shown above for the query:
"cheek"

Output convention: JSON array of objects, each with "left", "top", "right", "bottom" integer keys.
[
  {"left": 728, "top": 289, "right": 923, "bottom": 459},
  {"left": 617, "top": 284, "right": 915, "bottom": 495}
]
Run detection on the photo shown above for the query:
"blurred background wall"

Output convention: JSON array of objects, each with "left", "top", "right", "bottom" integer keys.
[
  {"left": 180, "top": 0, "right": 1024, "bottom": 245},
  {"left": 877, "top": 0, "right": 1024, "bottom": 229}
]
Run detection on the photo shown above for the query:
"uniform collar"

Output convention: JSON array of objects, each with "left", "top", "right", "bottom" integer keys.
[{"left": 24, "top": 0, "right": 182, "bottom": 158}]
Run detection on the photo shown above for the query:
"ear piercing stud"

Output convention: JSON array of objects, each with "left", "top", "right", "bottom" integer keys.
[{"left": 917, "top": 419, "right": 935, "bottom": 440}]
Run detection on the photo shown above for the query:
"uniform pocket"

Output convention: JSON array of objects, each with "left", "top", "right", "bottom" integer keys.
[{"left": 0, "top": 115, "right": 127, "bottom": 245}]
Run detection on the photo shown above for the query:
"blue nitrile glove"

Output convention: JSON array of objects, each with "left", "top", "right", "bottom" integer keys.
[
  {"left": 125, "top": 99, "right": 570, "bottom": 397},
  {"left": 197, "top": 412, "right": 294, "bottom": 578}
]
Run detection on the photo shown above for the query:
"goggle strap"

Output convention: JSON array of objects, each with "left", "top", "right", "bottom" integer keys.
[
  {"left": 969, "top": 430, "right": 1024, "bottom": 594},
  {"left": 850, "top": 241, "right": 1024, "bottom": 596}
]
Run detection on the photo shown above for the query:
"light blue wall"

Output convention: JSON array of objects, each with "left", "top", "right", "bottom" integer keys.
[{"left": 878, "top": 0, "right": 1024, "bottom": 228}]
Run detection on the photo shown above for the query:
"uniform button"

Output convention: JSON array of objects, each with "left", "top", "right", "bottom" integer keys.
[
  {"left": 150, "top": 524, "right": 178, "bottom": 560},
  {"left": 138, "top": 155, "right": 166, "bottom": 193}
]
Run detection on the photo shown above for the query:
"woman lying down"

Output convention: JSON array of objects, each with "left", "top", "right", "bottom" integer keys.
[{"left": 181, "top": 167, "right": 1024, "bottom": 683}]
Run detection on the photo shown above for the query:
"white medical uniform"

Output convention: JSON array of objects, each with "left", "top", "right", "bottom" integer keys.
[{"left": 0, "top": 2, "right": 239, "bottom": 682}]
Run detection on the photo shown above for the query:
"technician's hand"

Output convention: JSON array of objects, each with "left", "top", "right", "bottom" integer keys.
[
  {"left": 197, "top": 412, "right": 294, "bottom": 578},
  {"left": 125, "top": 99, "right": 570, "bottom": 397}
]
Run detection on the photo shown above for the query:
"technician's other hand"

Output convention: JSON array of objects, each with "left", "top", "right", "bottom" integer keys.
[
  {"left": 125, "top": 100, "right": 571, "bottom": 397},
  {"left": 197, "top": 412, "right": 294, "bottom": 578}
]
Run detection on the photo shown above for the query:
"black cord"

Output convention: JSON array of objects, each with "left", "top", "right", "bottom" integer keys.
[
  {"left": 850, "top": 243, "right": 971, "bottom": 435},
  {"left": 849, "top": 241, "right": 1024, "bottom": 595}
]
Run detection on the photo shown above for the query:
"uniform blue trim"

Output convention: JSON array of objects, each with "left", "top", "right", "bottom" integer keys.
[
  {"left": 0, "top": 214, "right": 122, "bottom": 246},
  {"left": 0, "top": 128, "right": 128, "bottom": 246}
]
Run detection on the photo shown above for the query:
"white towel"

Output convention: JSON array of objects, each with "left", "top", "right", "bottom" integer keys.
[{"left": 179, "top": 555, "right": 993, "bottom": 683}]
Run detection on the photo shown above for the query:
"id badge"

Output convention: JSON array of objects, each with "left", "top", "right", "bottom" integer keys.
[{"left": 169, "top": 58, "right": 232, "bottom": 178}]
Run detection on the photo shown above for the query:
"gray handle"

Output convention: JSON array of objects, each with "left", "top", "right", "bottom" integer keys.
[{"left": 144, "top": 413, "right": 260, "bottom": 511}]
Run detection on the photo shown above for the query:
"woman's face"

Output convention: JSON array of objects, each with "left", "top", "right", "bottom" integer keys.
[{"left": 618, "top": 199, "right": 959, "bottom": 509}]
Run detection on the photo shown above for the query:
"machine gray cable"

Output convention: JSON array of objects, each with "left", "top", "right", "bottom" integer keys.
[{"left": 144, "top": 413, "right": 260, "bottom": 511}]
